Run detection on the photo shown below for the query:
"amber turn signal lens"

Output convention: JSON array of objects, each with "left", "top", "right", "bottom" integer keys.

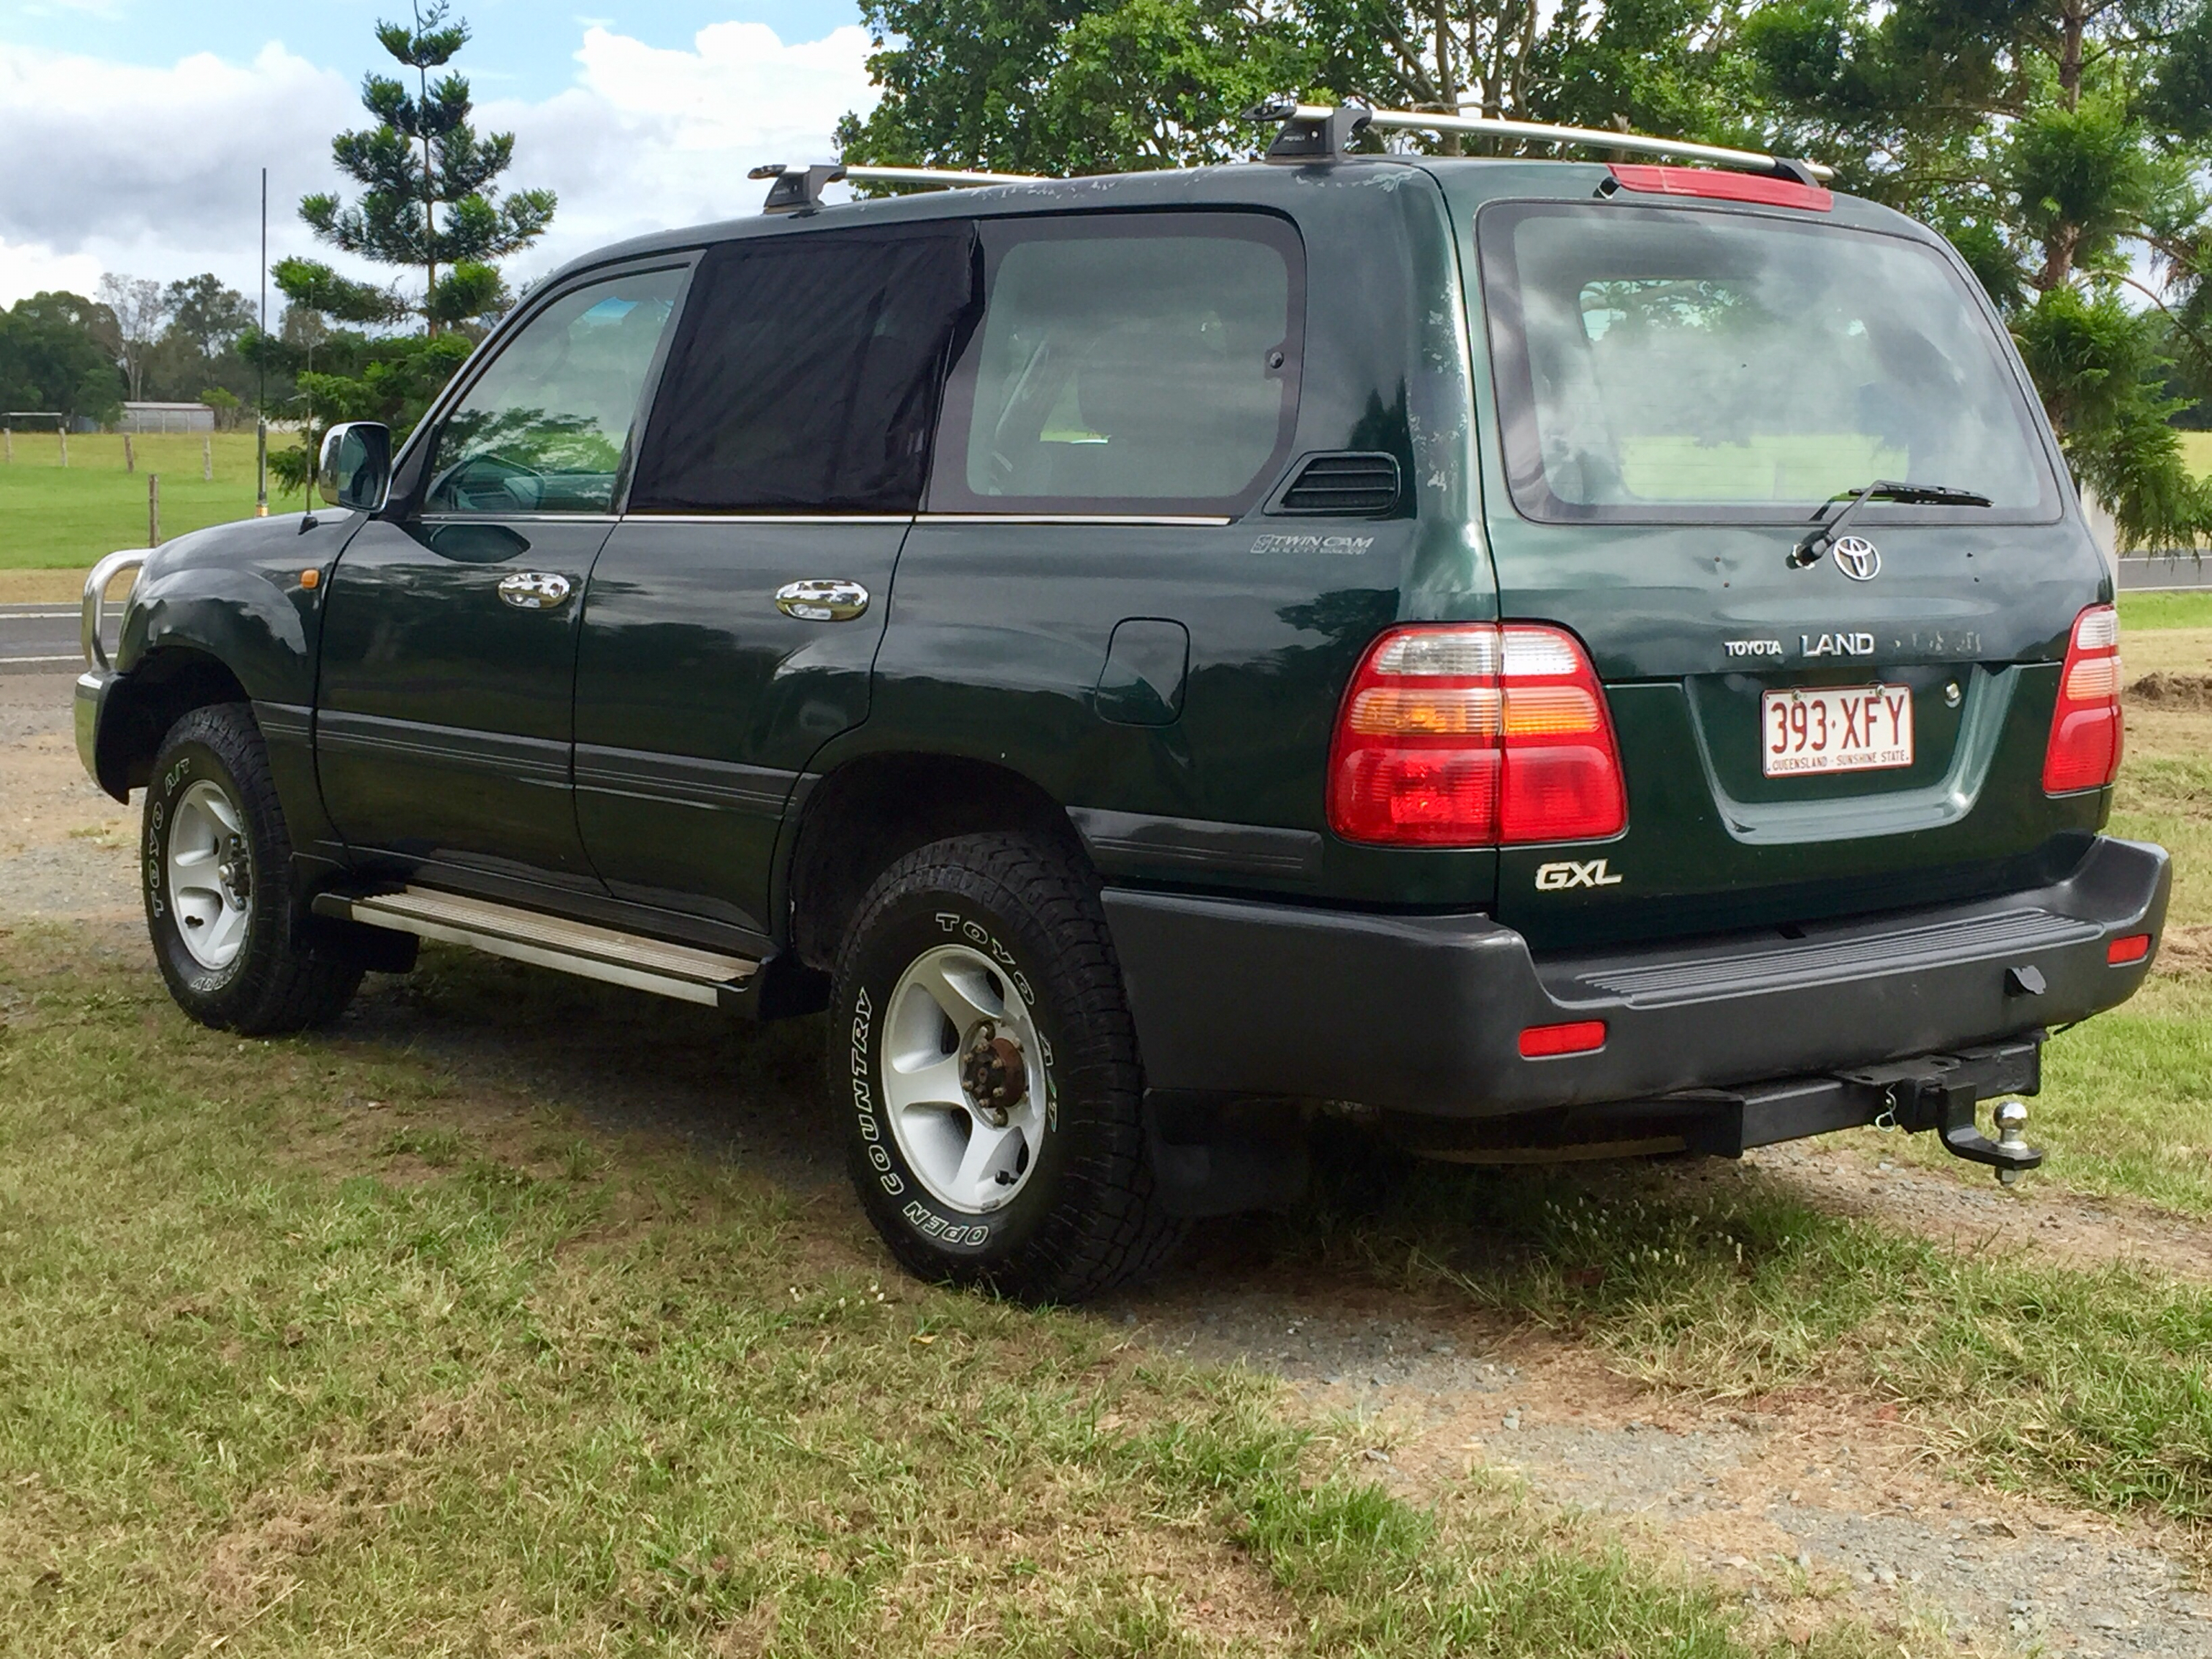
[{"left": 300, "top": 568, "right": 321, "bottom": 590}]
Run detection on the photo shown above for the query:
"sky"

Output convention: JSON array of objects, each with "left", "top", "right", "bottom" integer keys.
[{"left": 0, "top": 0, "right": 879, "bottom": 311}]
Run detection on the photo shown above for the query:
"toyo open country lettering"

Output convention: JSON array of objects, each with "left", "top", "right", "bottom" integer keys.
[{"left": 73, "top": 102, "right": 2165, "bottom": 1301}]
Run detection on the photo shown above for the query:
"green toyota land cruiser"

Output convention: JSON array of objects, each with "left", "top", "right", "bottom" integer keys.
[{"left": 75, "top": 104, "right": 2169, "bottom": 1301}]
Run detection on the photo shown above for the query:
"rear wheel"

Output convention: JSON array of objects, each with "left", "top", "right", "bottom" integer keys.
[
  {"left": 830, "top": 832, "right": 1181, "bottom": 1303},
  {"left": 143, "top": 704, "right": 361, "bottom": 1033}
]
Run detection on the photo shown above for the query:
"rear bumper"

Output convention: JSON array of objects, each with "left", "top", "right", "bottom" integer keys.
[{"left": 1102, "top": 835, "right": 2169, "bottom": 1120}]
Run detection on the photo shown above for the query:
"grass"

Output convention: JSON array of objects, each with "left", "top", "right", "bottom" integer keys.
[
  {"left": 1274, "top": 1139, "right": 2212, "bottom": 1530},
  {"left": 2180, "top": 428, "right": 2212, "bottom": 481},
  {"left": 0, "top": 432, "right": 294, "bottom": 570},
  {"left": 0, "top": 923, "right": 1856, "bottom": 1659},
  {"left": 2121, "top": 588, "right": 2212, "bottom": 629}
]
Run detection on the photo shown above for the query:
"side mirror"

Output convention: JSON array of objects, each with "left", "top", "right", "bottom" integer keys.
[{"left": 317, "top": 422, "right": 392, "bottom": 512}]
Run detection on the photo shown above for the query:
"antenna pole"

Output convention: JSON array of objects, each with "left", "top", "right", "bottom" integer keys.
[{"left": 256, "top": 166, "right": 269, "bottom": 518}]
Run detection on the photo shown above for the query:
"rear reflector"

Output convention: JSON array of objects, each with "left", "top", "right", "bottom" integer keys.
[
  {"left": 1328, "top": 623, "right": 1627, "bottom": 848},
  {"left": 1607, "top": 163, "right": 1833, "bottom": 213},
  {"left": 2108, "top": 933, "right": 2152, "bottom": 966},
  {"left": 2043, "top": 604, "right": 2125, "bottom": 794},
  {"left": 1519, "top": 1019, "right": 1608, "bottom": 1059}
]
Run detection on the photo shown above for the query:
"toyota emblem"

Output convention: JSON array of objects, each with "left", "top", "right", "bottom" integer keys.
[{"left": 1831, "top": 536, "right": 1881, "bottom": 581}]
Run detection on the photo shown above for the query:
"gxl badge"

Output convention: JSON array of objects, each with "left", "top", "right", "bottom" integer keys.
[{"left": 1535, "top": 858, "right": 1623, "bottom": 891}]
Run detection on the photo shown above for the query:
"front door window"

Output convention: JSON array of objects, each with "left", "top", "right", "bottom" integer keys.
[{"left": 427, "top": 271, "right": 684, "bottom": 515}]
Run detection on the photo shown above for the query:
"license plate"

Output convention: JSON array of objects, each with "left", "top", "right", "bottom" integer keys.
[{"left": 1761, "top": 683, "right": 1914, "bottom": 776}]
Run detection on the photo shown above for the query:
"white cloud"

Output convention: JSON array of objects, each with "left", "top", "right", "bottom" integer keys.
[
  {"left": 0, "top": 235, "right": 102, "bottom": 304},
  {"left": 0, "top": 22, "right": 879, "bottom": 309},
  {"left": 486, "top": 22, "right": 878, "bottom": 274},
  {"left": 0, "top": 41, "right": 351, "bottom": 306}
]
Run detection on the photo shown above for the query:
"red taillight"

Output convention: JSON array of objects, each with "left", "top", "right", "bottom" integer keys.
[
  {"left": 1327, "top": 623, "right": 1627, "bottom": 847},
  {"left": 1519, "top": 1019, "right": 1608, "bottom": 1058},
  {"left": 2108, "top": 933, "right": 2152, "bottom": 966},
  {"left": 1607, "top": 163, "right": 1833, "bottom": 213},
  {"left": 2042, "top": 605, "right": 2124, "bottom": 794}
]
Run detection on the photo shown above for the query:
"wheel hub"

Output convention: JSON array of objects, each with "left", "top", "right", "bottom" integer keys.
[
  {"left": 959, "top": 1020, "right": 1029, "bottom": 1126},
  {"left": 879, "top": 941, "right": 1048, "bottom": 1213},
  {"left": 165, "top": 778, "right": 254, "bottom": 971},
  {"left": 217, "top": 838, "right": 251, "bottom": 909}
]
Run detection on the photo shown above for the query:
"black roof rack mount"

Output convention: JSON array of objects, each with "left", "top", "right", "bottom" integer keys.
[{"left": 749, "top": 162, "right": 1044, "bottom": 215}]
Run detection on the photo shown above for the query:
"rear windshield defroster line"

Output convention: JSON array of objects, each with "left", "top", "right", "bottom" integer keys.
[{"left": 1475, "top": 201, "right": 2060, "bottom": 527}]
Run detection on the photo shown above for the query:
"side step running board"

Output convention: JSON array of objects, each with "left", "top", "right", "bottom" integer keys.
[{"left": 315, "top": 887, "right": 760, "bottom": 1010}]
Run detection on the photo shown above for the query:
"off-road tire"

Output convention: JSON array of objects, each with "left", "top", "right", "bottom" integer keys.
[
  {"left": 830, "top": 832, "right": 1183, "bottom": 1303},
  {"left": 144, "top": 703, "right": 362, "bottom": 1033}
]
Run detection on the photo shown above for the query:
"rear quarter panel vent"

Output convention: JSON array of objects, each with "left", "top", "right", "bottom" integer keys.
[{"left": 1270, "top": 451, "right": 1403, "bottom": 516}]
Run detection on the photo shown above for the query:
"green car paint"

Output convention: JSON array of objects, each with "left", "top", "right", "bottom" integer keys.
[{"left": 74, "top": 151, "right": 2156, "bottom": 1138}]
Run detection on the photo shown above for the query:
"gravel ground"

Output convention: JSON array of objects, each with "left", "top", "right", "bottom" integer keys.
[
  {"left": 1115, "top": 1260, "right": 2212, "bottom": 1655},
  {"left": 5, "top": 670, "right": 2208, "bottom": 1656}
]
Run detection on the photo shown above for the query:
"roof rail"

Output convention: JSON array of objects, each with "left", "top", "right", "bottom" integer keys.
[
  {"left": 749, "top": 161, "right": 1043, "bottom": 215},
  {"left": 1244, "top": 95, "right": 1830, "bottom": 184}
]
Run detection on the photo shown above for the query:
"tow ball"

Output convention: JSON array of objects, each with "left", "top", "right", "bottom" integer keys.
[{"left": 1883, "top": 1076, "right": 2042, "bottom": 1185}]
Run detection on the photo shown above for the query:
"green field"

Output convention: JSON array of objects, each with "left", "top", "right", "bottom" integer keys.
[
  {"left": 0, "top": 431, "right": 303, "bottom": 570},
  {"left": 2181, "top": 428, "right": 2212, "bottom": 480}
]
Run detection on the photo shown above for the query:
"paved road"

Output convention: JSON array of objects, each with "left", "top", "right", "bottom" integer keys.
[
  {"left": 0, "top": 601, "right": 114, "bottom": 676},
  {"left": 2118, "top": 556, "right": 2212, "bottom": 590}
]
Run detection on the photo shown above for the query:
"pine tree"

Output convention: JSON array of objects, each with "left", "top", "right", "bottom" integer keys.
[{"left": 299, "top": 1, "right": 556, "bottom": 331}]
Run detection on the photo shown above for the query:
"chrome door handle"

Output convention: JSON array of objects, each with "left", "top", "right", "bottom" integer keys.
[
  {"left": 498, "top": 572, "right": 572, "bottom": 611},
  {"left": 775, "top": 578, "right": 871, "bottom": 622}
]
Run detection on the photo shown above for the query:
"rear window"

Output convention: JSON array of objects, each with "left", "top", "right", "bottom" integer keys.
[
  {"left": 928, "top": 212, "right": 1303, "bottom": 516},
  {"left": 629, "top": 226, "right": 974, "bottom": 515},
  {"left": 1479, "top": 203, "right": 2056, "bottom": 523}
]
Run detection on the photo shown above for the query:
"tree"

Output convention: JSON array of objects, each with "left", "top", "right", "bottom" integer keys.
[
  {"left": 840, "top": 0, "right": 2212, "bottom": 549},
  {"left": 163, "top": 275, "right": 256, "bottom": 374},
  {"left": 836, "top": 0, "right": 1328, "bottom": 175},
  {"left": 0, "top": 292, "right": 125, "bottom": 423},
  {"left": 94, "top": 274, "right": 169, "bottom": 403},
  {"left": 1735, "top": 0, "right": 2212, "bottom": 549},
  {"left": 299, "top": 1, "right": 555, "bottom": 331}
]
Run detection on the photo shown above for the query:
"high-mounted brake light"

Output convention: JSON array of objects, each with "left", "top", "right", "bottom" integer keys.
[
  {"left": 1327, "top": 623, "right": 1627, "bottom": 847},
  {"left": 2042, "top": 604, "right": 2123, "bottom": 794},
  {"left": 1606, "top": 163, "right": 1833, "bottom": 213}
]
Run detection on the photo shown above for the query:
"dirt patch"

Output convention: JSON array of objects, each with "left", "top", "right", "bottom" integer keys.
[
  {"left": 201, "top": 1493, "right": 342, "bottom": 1617},
  {"left": 0, "top": 686, "right": 140, "bottom": 925},
  {"left": 0, "top": 569, "right": 129, "bottom": 606},
  {"left": 1740, "top": 1138, "right": 2212, "bottom": 1282},
  {"left": 2127, "top": 671, "right": 2212, "bottom": 709},
  {"left": 1118, "top": 1262, "right": 2212, "bottom": 1656},
  {"left": 2159, "top": 924, "right": 2212, "bottom": 976}
]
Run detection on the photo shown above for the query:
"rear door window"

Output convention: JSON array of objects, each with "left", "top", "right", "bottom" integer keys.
[
  {"left": 628, "top": 227, "right": 976, "bottom": 514},
  {"left": 929, "top": 213, "right": 1304, "bottom": 516},
  {"left": 1478, "top": 203, "right": 2056, "bottom": 522}
]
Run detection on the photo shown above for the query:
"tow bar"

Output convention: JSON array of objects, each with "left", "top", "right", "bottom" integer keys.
[{"left": 1844, "top": 1049, "right": 2044, "bottom": 1184}]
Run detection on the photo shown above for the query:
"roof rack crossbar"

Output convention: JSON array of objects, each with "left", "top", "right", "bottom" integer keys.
[
  {"left": 750, "top": 161, "right": 1044, "bottom": 214},
  {"left": 845, "top": 164, "right": 1043, "bottom": 188},
  {"left": 1250, "top": 98, "right": 1830, "bottom": 184}
]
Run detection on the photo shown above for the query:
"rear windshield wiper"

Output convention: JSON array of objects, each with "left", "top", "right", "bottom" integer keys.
[{"left": 1788, "top": 480, "right": 1994, "bottom": 568}]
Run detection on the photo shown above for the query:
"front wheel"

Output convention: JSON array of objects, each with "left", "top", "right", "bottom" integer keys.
[
  {"left": 143, "top": 704, "right": 361, "bottom": 1033},
  {"left": 830, "top": 832, "right": 1182, "bottom": 1303}
]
